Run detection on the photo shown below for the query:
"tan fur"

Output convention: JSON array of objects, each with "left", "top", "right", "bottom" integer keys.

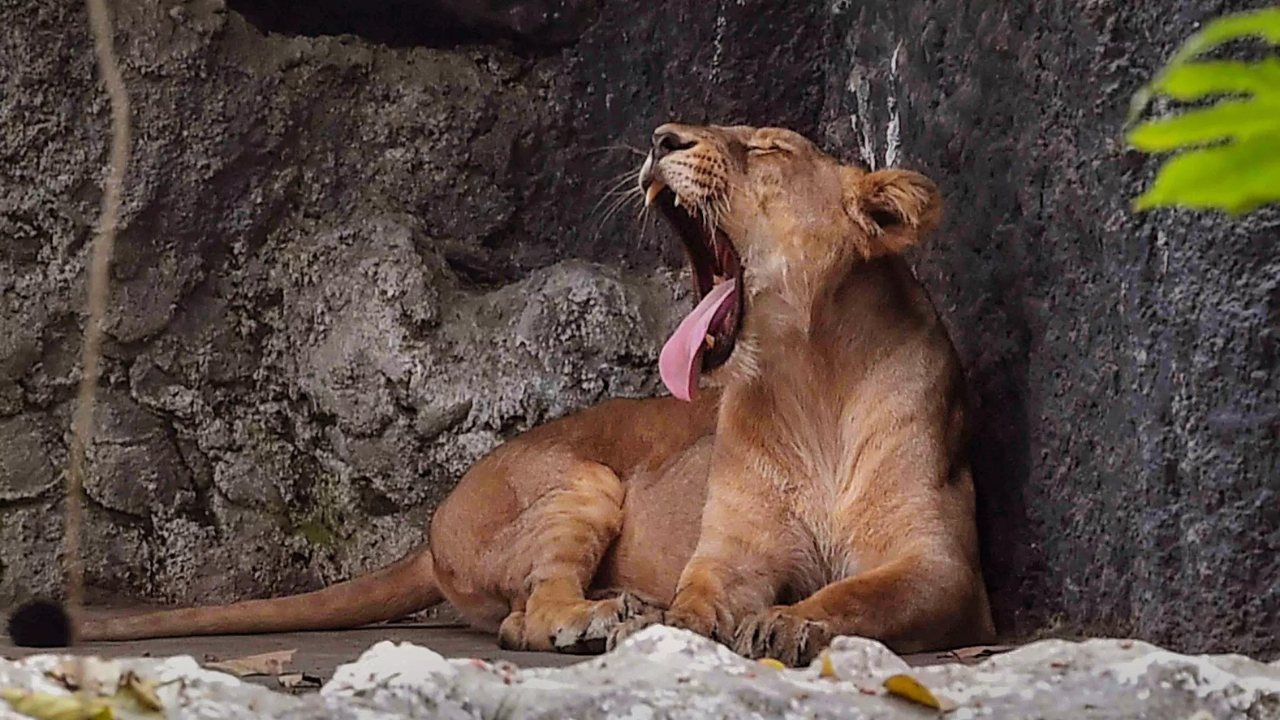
[
  {"left": 616, "top": 124, "right": 994, "bottom": 664},
  {"left": 62, "top": 123, "right": 993, "bottom": 666}
]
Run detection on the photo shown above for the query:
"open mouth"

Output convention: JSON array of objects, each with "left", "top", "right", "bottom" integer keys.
[{"left": 644, "top": 180, "right": 744, "bottom": 401}]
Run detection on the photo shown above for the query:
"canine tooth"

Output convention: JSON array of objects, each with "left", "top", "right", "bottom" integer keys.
[
  {"left": 704, "top": 335, "right": 716, "bottom": 349},
  {"left": 673, "top": 194, "right": 682, "bottom": 208},
  {"left": 712, "top": 274, "right": 726, "bottom": 285},
  {"left": 644, "top": 182, "right": 664, "bottom": 207}
]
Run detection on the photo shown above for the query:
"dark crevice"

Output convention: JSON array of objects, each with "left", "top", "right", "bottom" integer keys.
[
  {"left": 353, "top": 477, "right": 401, "bottom": 517},
  {"left": 0, "top": 489, "right": 58, "bottom": 512},
  {"left": 225, "top": 0, "right": 601, "bottom": 52},
  {"left": 83, "top": 493, "right": 153, "bottom": 534},
  {"left": 158, "top": 413, "right": 221, "bottom": 529},
  {"left": 228, "top": 0, "right": 486, "bottom": 47}
]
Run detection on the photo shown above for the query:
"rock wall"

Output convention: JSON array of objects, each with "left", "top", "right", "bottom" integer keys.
[
  {"left": 814, "top": 0, "right": 1279, "bottom": 659},
  {"left": 0, "top": 0, "right": 702, "bottom": 606},
  {"left": 0, "top": 0, "right": 1275, "bottom": 658}
]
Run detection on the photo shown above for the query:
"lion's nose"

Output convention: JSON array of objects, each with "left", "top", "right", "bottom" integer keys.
[{"left": 652, "top": 126, "right": 697, "bottom": 161}]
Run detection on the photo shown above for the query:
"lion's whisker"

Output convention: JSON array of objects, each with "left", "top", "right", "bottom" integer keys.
[
  {"left": 592, "top": 185, "right": 645, "bottom": 245},
  {"left": 579, "top": 144, "right": 649, "bottom": 158},
  {"left": 589, "top": 173, "right": 644, "bottom": 221}
]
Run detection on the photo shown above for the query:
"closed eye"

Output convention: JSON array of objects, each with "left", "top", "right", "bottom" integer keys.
[{"left": 747, "top": 144, "right": 787, "bottom": 156}]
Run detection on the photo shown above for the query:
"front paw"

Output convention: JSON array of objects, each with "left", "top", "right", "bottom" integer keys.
[
  {"left": 731, "top": 607, "right": 834, "bottom": 667},
  {"left": 604, "top": 612, "right": 661, "bottom": 651},
  {"left": 604, "top": 606, "right": 720, "bottom": 651}
]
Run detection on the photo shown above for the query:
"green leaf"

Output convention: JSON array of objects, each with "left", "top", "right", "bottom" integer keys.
[
  {"left": 1129, "top": 7, "right": 1280, "bottom": 122},
  {"left": 1127, "top": 7, "right": 1280, "bottom": 214},
  {"left": 1153, "top": 59, "right": 1280, "bottom": 101},
  {"left": 1167, "top": 6, "right": 1280, "bottom": 69},
  {"left": 1128, "top": 99, "right": 1280, "bottom": 150},
  {"left": 1133, "top": 132, "right": 1280, "bottom": 214}
]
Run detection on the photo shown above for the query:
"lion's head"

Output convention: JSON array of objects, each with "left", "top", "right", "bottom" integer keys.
[{"left": 637, "top": 122, "right": 943, "bottom": 401}]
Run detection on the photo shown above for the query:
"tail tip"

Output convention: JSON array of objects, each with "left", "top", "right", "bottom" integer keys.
[{"left": 7, "top": 599, "right": 73, "bottom": 647}]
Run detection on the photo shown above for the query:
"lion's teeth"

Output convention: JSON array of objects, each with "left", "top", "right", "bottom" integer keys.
[
  {"left": 673, "top": 194, "right": 682, "bottom": 208},
  {"left": 704, "top": 335, "right": 715, "bottom": 349},
  {"left": 644, "top": 182, "right": 664, "bottom": 207},
  {"left": 712, "top": 274, "right": 726, "bottom": 285}
]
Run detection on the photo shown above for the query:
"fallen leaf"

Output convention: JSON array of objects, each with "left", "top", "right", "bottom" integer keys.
[
  {"left": 883, "top": 674, "right": 957, "bottom": 712},
  {"left": 1, "top": 688, "right": 112, "bottom": 720},
  {"left": 818, "top": 652, "right": 838, "bottom": 679},
  {"left": 950, "top": 645, "right": 1015, "bottom": 664},
  {"left": 115, "top": 672, "right": 162, "bottom": 713},
  {"left": 757, "top": 658, "right": 786, "bottom": 670},
  {"left": 276, "top": 674, "right": 321, "bottom": 691},
  {"left": 206, "top": 649, "right": 296, "bottom": 677}
]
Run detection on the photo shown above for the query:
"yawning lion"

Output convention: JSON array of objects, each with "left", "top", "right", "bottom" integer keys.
[{"left": 9, "top": 123, "right": 995, "bottom": 667}]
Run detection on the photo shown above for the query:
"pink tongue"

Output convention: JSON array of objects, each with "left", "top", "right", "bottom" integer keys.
[{"left": 660, "top": 279, "right": 737, "bottom": 401}]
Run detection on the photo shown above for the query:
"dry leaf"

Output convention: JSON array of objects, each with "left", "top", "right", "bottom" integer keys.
[
  {"left": 1, "top": 688, "right": 112, "bottom": 720},
  {"left": 950, "top": 645, "right": 1015, "bottom": 664},
  {"left": 206, "top": 649, "right": 296, "bottom": 677},
  {"left": 883, "top": 674, "right": 957, "bottom": 712},
  {"left": 757, "top": 658, "right": 786, "bottom": 670},
  {"left": 276, "top": 673, "right": 321, "bottom": 691},
  {"left": 818, "top": 652, "right": 838, "bottom": 679}
]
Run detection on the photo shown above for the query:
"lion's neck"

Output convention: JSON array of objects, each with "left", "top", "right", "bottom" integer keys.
[
  {"left": 741, "top": 234, "right": 879, "bottom": 336},
  {"left": 713, "top": 253, "right": 936, "bottom": 483},
  {"left": 727, "top": 251, "right": 927, "bottom": 393}
]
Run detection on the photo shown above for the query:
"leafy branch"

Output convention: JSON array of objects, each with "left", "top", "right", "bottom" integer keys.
[{"left": 1127, "top": 6, "right": 1280, "bottom": 214}]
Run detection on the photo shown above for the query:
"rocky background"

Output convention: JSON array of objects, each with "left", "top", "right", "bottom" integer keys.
[{"left": 0, "top": 0, "right": 1275, "bottom": 658}]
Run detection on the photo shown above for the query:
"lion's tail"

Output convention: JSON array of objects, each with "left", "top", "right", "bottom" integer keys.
[{"left": 22, "top": 547, "right": 442, "bottom": 644}]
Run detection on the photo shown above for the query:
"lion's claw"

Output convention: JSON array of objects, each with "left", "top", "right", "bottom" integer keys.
[
  {"left": 504, "top": 591, "right": 665, "bottom": 654},
  {"left": 731, "top": 607, "right": 834, "bottom": 667},
  {"left": 604, "top": 611, "right": 664, "bottom": 651}
]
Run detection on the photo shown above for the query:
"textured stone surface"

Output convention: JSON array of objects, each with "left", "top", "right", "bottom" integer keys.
[
  {"left": 3, "top": 628, "right": 1280, "bottom": 719},
  {"left": 0, "top": 0, "right": 1276, "bottom": 661},
  {"left": 0, "top": 0, "right": 693, "bottom": 607}
]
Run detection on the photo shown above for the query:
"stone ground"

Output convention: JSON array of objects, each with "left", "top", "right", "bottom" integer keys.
[
  {"left": 0, "top": 610, "right": 968, "bottom": 694},
  {"left": 0, "top": 616, "right": 577, "bottom": 692}
]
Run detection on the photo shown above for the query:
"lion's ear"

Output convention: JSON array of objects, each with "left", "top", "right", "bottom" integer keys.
[{"left": 842, "top": 167, "right": 943, "bottom": 254}]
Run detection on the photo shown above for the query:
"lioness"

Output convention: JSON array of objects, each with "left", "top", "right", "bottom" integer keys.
[{"left": 9, "top": 123, "right": 994, "bottom": 666}]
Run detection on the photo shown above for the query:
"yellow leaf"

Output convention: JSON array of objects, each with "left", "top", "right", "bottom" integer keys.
[
  {"left": 757, "top": 658, "right": 786, "bottom": 670},
  {"left": 819, "top": 652, "right": 838, "bottom": 679},
  {"left": 1, "top": 689, "right": 112, "bottom": 720},
  {"left": 883, "top": 674, "right": 957, "bottom": 712},
  {"left": 115, "top": 672, "right": 163, "bottom": 713}
]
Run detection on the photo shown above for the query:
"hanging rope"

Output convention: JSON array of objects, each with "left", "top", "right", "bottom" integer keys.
[{"left": 66, "top": 0, "right": 132, "bottom": 619}]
